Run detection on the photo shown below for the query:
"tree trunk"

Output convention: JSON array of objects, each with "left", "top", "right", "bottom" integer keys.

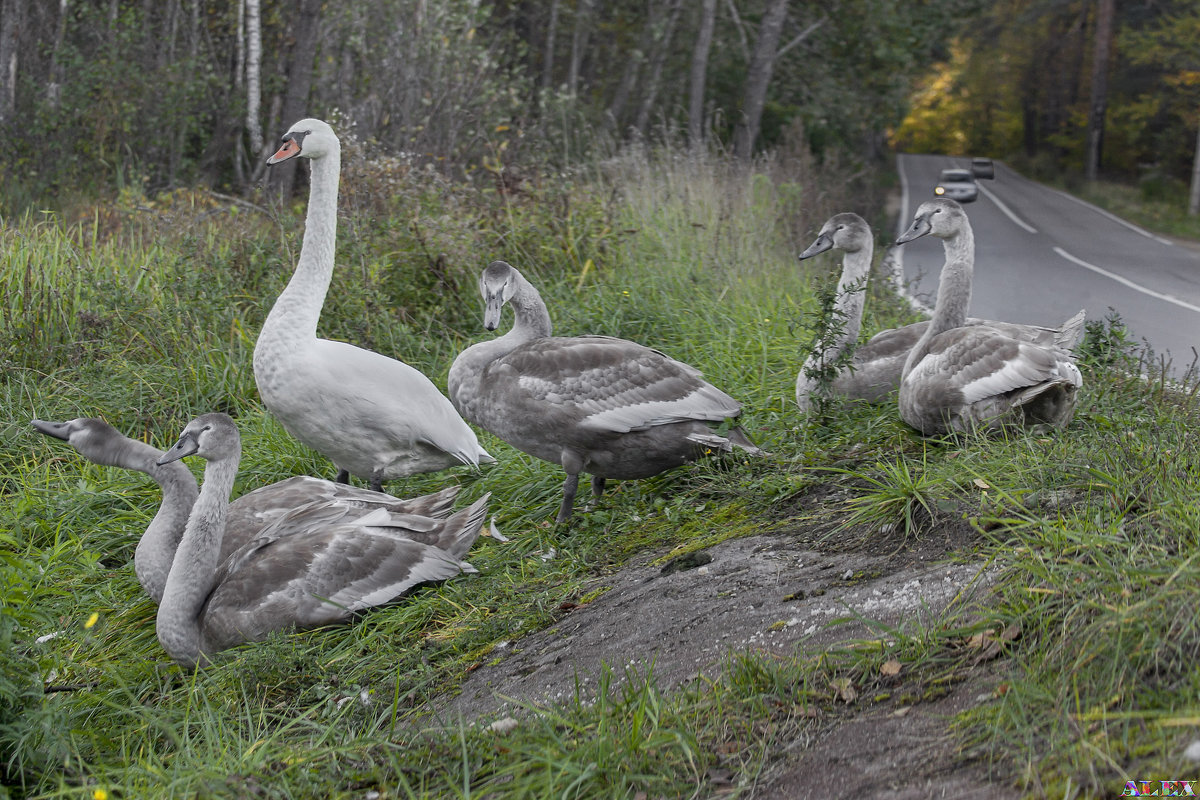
[
  {"left": 271, "top": 0, "right": 322, "bottom": 200},
  {"left": 606, "top": 2, "right": 655, "bottom": 133},
  {"left": 0, "top": 0, "right": 24, "bottom": 125},
  {"left": 1084, "top": 0, "right": 1114, "bottom": 182},
  {"left": 158, "top": 0, "right": 179, "bottom": 70},
  {"left": 46, "top": 0, "right": 67, "bottom": 108},
  {"left": 1189, "top": 118, "right": 1200, "bottom": 216},
  {"left": 246, "top": 0, "right": 263, "bottom": 155},
  {"left": 732, "top": 0, "right": 788, "bottom": 160},
  {"left": 566, "top": 0, "right": 597, "bottom": 96},
  {"left": 687, "top": 0, "right": 718, "bottom": 149},
  {"left": 633, "top": 0, "right": 682, "bottom": 136},
  {"left": 541, "top": 0, "right": 559, "bottom": 92}
]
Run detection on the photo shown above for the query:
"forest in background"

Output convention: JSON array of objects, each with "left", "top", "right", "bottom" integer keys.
[
  {"left": 1, "top": 1, "right": 1199, "bottom": 211},
  {"left": 895, "top": 0, "right": 1200, "bottom": 211},
  {"left": 0, "top": 0, "right": 976, "bottom": 210}
]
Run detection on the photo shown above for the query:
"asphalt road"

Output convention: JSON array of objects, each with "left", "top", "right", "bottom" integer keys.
[{"left": 895, "top": 153, "right": 1200, "bottom": 375}]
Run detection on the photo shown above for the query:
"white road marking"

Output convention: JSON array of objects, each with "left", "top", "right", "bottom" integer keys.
[
  {"left": 1053, "top": 246, "right": 1200, "bottom": 314},
  {"left": 1048, "top": 188, "right": 1175, "bottom": 246},
  {"left": 977, "top": 183, "right": 1037, "bottom": 233}
]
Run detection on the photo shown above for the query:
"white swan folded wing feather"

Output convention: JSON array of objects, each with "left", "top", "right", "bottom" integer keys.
[
  {"left": 505, "top": 338, "right": 741, "bottom": 434},
  {"left": 291, "top": 338, "right": 489, "bottom": 467}
]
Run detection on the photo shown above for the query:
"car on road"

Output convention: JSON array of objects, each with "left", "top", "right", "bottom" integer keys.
[
  {"left": 934, "top": 168, "right": 979, "bottom": 203},
  {"left": 971, "top": 157, "right": 995, "bottom": 179}
]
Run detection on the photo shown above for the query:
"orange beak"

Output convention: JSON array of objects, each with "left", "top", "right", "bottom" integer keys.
[{"left": 267, "top": 138, "right": 302, "bottom": 165}]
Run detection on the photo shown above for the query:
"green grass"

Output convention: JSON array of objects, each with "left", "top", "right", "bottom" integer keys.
[
  {"left": 1075, "top": 180, "right": 1200, "bottom": 242},
  {"left": 2, "top": 148, "right": 1199, "bottom": 798}
]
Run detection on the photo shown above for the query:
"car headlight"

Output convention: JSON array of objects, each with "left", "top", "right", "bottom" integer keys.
[{"left": 934, "top": 186, "right": 946, "bottom": 195}]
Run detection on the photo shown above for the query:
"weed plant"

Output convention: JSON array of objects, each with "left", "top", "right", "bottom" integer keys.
[{"left": 1, "top": 144, "right": 1198, "bottom": 799}]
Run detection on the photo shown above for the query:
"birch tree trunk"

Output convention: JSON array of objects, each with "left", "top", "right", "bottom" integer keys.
[
  {"left": 1084, "top": 0, "right": 1114, "bottom": 182},
  {"left": 732, "top": 0, "right": 788, "bottom": 160},
  {"left": 688, "top": 0, "right": 718, "bottom": 149},
  {"left": 0, "top": 0, "right": 23, "bottom": 125},
  {"left": 246, "top": 0, "right": 263, "bottom": 156}
]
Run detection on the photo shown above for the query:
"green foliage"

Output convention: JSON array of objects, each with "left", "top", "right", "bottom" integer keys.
[
  {"left": 2, "top": 143, "right": 1199, "bottom": 798},
  {"left": 895, "top": 0, "right": 1200, "bottom": 186}
]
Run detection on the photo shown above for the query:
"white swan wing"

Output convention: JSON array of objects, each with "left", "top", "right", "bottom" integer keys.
[{"left": 300, "top": 338, "right": 489, "bottom": 465}]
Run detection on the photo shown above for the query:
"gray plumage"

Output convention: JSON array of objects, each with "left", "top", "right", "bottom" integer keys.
[
  {"left": 253, "top": 118, "right": 492, "bottom": 492},
  {"left": 893, "top": 199, "right": 1083, "bottom": 435},
  {"left": 448, "top": 260, "right": 763, "bottom": 524},
  {"left": 32, "top": 417, "right": 461, "bottom": 604},
  {"left": 154, "top": 413, "right": 488, "bottom": 668},
  {"left": 796, "top": 212, "right": 1085, "bottom": 411}
]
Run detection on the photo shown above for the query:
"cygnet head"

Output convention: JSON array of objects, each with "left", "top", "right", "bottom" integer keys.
[
  {"left": 157, "top": 413, "right": 240, "bottom": 466},
  {"left": 266, "top": 118, "right": 339, "bottom": 165},
  {"left": 896, "top": 198, "right": 967, "bottom": 244},
  {"left": 32, "top": 417, "right": 128, "bottom": 466},
  {"left": 480, "top": 260, "right": 519, "bottom": 331},
  {"left": 799, "top": 212, "right": 872, "bottom": 259}
]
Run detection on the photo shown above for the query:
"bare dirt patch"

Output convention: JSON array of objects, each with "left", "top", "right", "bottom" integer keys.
[{"left": 427, "top": 516, "right": 1017, "bottom": 798}]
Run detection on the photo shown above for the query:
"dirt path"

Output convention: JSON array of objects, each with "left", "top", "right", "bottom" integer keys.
[{"left": 427, "top": 522, "right": 1018, "bottom": 798}]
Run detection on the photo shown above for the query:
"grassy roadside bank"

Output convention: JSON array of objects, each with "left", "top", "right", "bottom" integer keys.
[{"left": 2, "top": 147, "right": 1198, "bottom": 798}]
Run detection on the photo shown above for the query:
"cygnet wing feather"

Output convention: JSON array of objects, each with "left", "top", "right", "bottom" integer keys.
[{"left": 504, "top": 337, "right": 740, "bottom": 434}]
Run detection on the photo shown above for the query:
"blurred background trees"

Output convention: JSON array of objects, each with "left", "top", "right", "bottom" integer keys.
[
  {"left": 892, "top": 0, "right": 1200, "bottom": 208},
  {"left": 0, "top": 0, "right": 1198, "bottom": 213},
  {"left": 0, "top": 0, "right": 971, "bottom": 210}
]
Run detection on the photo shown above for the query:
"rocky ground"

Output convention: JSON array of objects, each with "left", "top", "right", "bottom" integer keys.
[{"left": 426, "top": 511, "right": 1020, "bottom": 799}]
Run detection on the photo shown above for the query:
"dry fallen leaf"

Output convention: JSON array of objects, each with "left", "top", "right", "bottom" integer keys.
[
  {"left": 966, "top": 629, "right": 993, "bottom": 649},
  {"left": 973, "top": 478, "right": 991, "bottom": 490},
  {"left": 880, "top": 659, "right": 902, "bottom": 677},
  {"left": 830, "top": 677, "right": 857, "bottom": 703}
]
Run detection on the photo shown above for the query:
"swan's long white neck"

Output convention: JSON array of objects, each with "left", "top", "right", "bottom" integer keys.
[
  {"left": 120, "top": 438, "right": 200, "bottom": 604},
  {"left": 256, "top": 147, "right": 340, "bottom": 355},
  {"left": 156, "top": 451, "right": 238, "bottom": 668}
]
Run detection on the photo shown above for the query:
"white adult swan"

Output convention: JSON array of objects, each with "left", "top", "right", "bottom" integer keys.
[
  {"left": 893, "top": 199, "right": 1083, "bottom": 435},
  {"left": 795, "top": 212, "right": 1086, "bottom": 411},
  {"left": 32, "top": 417, "right": 465, "bottom": 605},
  {"left": 255, "top": 118, "right": 493, "bottom": 491},
  {"left": 153, "top": 413, "right": 488, "bottom": 668},
  {"left": 448, "top": 260, "right": 763, "bottom": 524}
]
